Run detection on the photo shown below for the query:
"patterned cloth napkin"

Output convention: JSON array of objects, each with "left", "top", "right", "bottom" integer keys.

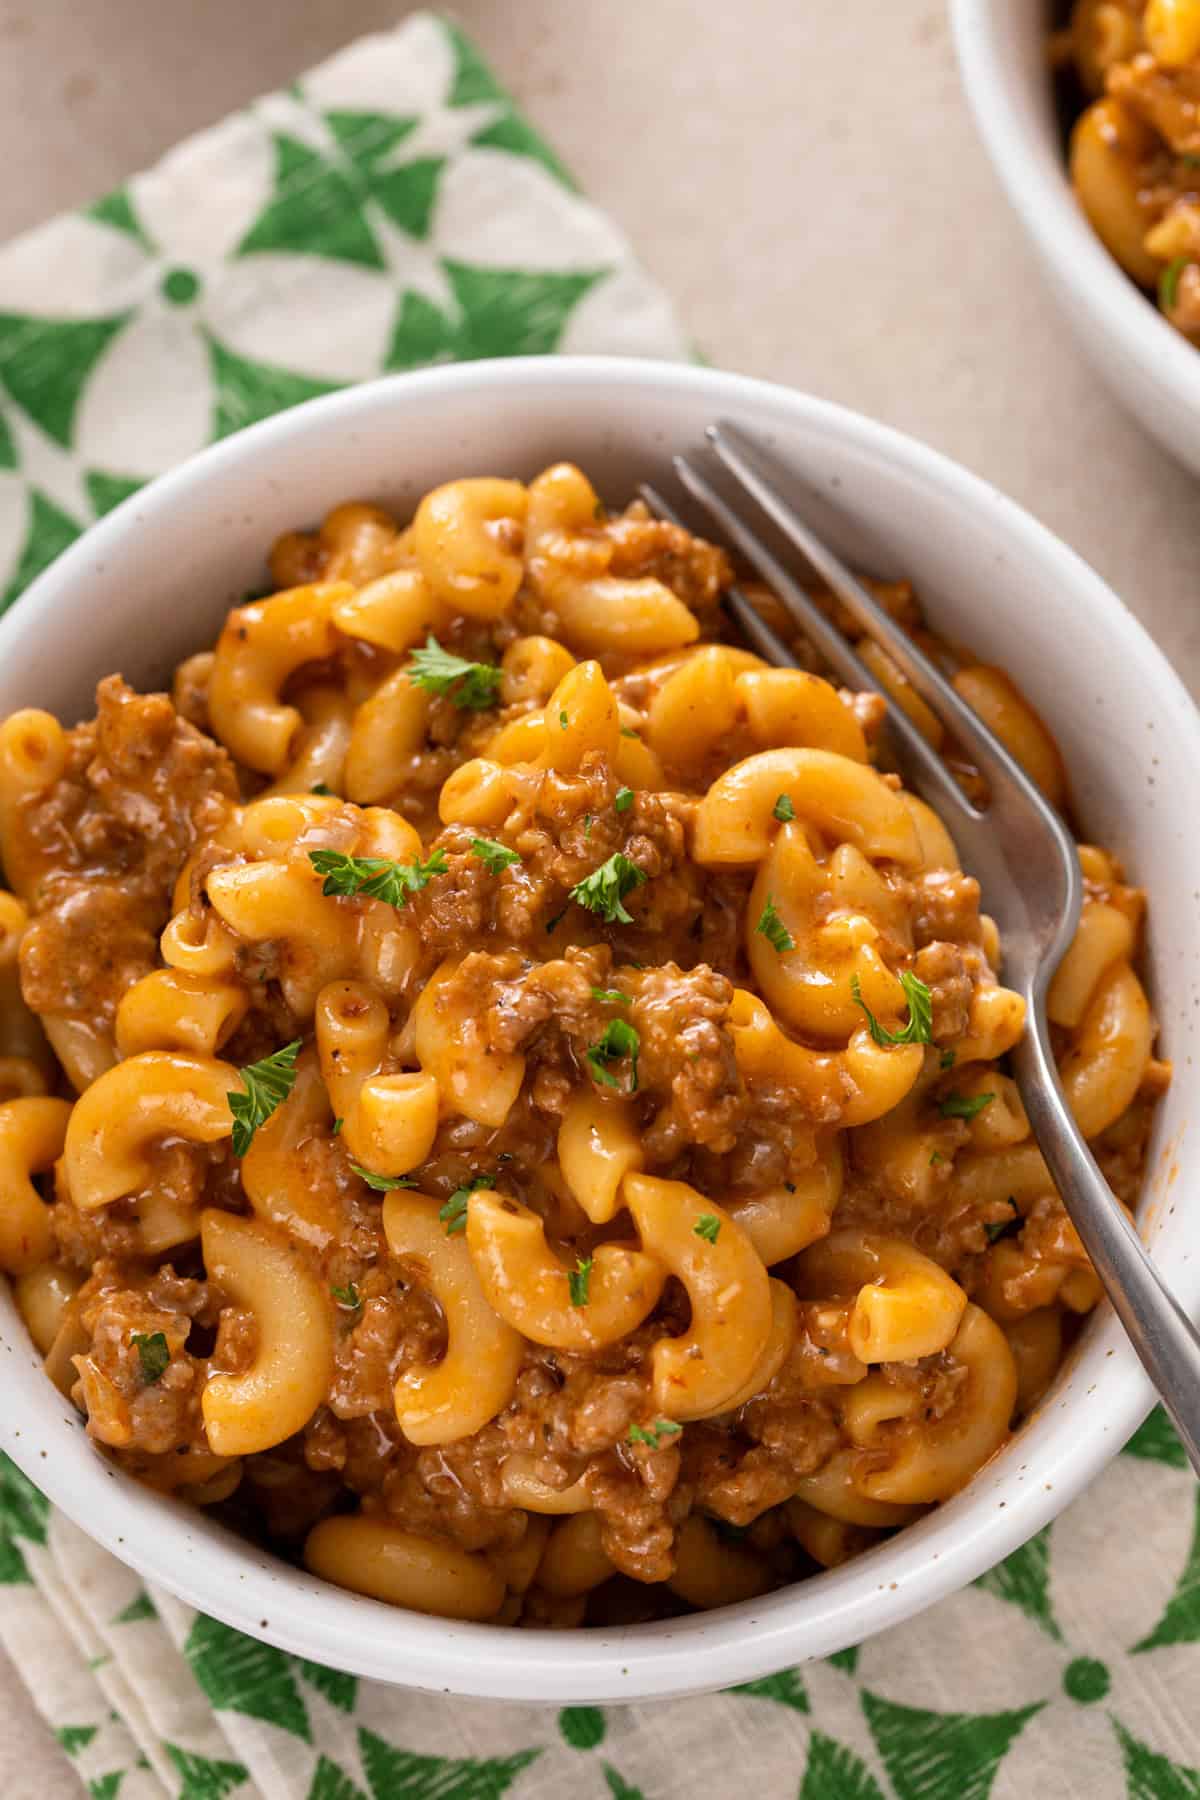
[{"left": 0, "top": 14, "right": 1197, "bottom": 1798}]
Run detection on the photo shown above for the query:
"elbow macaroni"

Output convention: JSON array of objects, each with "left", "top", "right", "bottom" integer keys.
[{"left": 0, "top": 461, "right": 1166, "bottom": 1629}]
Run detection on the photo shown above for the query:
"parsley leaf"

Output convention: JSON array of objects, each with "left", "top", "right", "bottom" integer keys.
[
  {"left": 939, "top": 1090, "right": 995, "bottom": 1121},
  {"left": 439, "top": 1174, "right": 496, "bottom": 1236},
  {"left": 228, "top": 1040, "right": 301, "bottom": 1155},
  {"left": 619, "top": 726, "right": 640, "bottom": 740},
  {"left": 850, "top": 969, "right": 933, "bottom": 1046},
  {"left": 471, "top": 837, "right": 522, "bottom": 874},
  {"left": 332, "top": 1118, "right": 344, "bottom": 1135},
  {"left": 586, "top": 1018, "right": 640, "bottom": 1093},
  {"left": 407, "top": 635, "right": 502, "bottom": 710},
  {"left": 614, "top": 786, "right": 634, "bottom": 814},
  {"left": 1161, "top": 255, "right": 1190, "bottom": 312},
  {"left": 773, "top": 792, "right": 795, "bottom": 823},
  {"left": 929, "top": 1149, "right": 945, "bottom": 1165},
  {"left": 568, "top": 1256, "right": 594, "bottom": 1307},
  {"left": 985, "top": 1198, "right": 1022, "bottom": 1245},
  {"left": 311, "top": 781, "right": 334, "bottom": 796},
  {"left": 755, "top": 895, "right": 794, "bottom": 954},
  {"left": 590, "top": 987, "right": 629, "bottom": 1005},
  {"left": 330, "top": 1282, "right": 362, "bottom": 1311},
  {"left": 349, "top": 1162, "right": 416, "bottom": 1192},
  {"left": 570, "top": 852, "right": 648, "bottom": 924},
  {"left": 628, "top": 1419, "right": 682, "bottom": 1449},
  {"left": 559, "top": 709, "right": 569, "bottom": 729},
  {"left": 694, "top": 1213, "right": 721, "bottom": 1243},
  {"left": 131, "top": 1331, "right": 170, "bottom": 1385},
  {"left": 309, "top": 847, "right": 448, "bottom": 908},
  {"left": 940, "top": 1049, "right": 957, "bottom": 1070}
]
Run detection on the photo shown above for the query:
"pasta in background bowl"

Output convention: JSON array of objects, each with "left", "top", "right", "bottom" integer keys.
[
  {"left": 0, "top": 357, "right": 1195, "bottom": 1702},
  {"left": 953, "top": 0, "right": 1200, "bottom": 475}
]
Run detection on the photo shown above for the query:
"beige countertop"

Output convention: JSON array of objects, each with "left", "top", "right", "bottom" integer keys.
[{"left": 0, "top": 1, "right": 1196, "bottom": 1792}]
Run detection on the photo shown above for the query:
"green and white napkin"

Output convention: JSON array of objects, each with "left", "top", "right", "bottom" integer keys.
[{"left": 0, "top": 14, "right": 1198, "bottom": 1797}]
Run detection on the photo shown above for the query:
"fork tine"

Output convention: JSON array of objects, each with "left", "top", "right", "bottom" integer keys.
[
  {"left": 640, "top": 482, "right": 799, "bottom": 669},
  {"left": 669, "top": 451, "right": 974, "bottom": 821},
  {"left": 707, "top": 420, "right": 1033, "bottom": 794}
]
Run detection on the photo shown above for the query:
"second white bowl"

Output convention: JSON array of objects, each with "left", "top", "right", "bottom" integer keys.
[{"left": 953, "top": 0, "right": 1200, "bottom": 476}]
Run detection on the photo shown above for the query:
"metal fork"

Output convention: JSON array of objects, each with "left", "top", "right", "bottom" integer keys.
[{"left": 643, "top": 420, "right": 1200, "bottom": 1475}]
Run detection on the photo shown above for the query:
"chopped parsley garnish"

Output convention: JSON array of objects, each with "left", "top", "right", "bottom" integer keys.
[
  {"left": 929, "top": 1149, "right": 945, "bottom": 1166},
  {"left": 349, "top": 1162, "right": 416, "bottom": 1192},
  {"left": 1161, "top": 255, "right": 1190, "bottom": 312},
  {"left": 570, "top": 852, "right": 647, "bottom": 924},
  {"left": 568, "top": 1255, "right": 593, "bottom": 1307},
  {"left": 628, "top": 1419, "right": 681, "bottom": 1449},
  {"left": 309, "top": 847, "right": 448, "bottom": 908},
  {"left": 940, "top": 1049, "right": 957, "bottom": 1070},
  {"left": 939, "top": 1090, "right": 995, "bottom": 1121},
  {"left": 407, "top": 635, "right": 502, "bottom": 710},
  {"left": 584, "top": 814, "right": 593, "bottom": 838},
  {"left": 559, "top": 709, "right": 569, "bottom": 729},
  {"left": 228, "top": 1040, "right": 301, "bottom": 1155},
  {"left": 131, "top": 1331, "right": 170, "bottom": 1385},
  {"left": 694, "top": 1213, "right": 721, "bottom": 1243},
  {"left": 471, "top": 837, "right": 522, "bottom": 874},
  {"left": 332, "top": 1118, "right": 344, "bottom": 1135},
  {"left": 586, "top": 1018, "right": 641, "bottom": 1093},
  {"left": 545, "top": 905, "right": 568, "bottom": 934},
  {"left": 985, "top": 1198, "right": 1022, "bottom": 1245},
  {"left": 755, "top": 895, "right": 794, "bottom": 954},
  {"left": 330, "top": 1282, "right": 362, "bottom": 1311},
  {"left": 850, "top": 969, "right": 933, "bottom": 1046},
  {"left": 773, "top": 792, "right": 795, "bottom": 823},
  {"left": 591, "top": 986, "right": 629, "bottom": 1005},
  {"left": 614, "top": 786, "right": 634, "bottom": 813},
  {"left": 783, "top": 1180, "right": 796, "bottom": 1193},
  {"left": 439, "top": 1174, "right": 496, "bottom": 1236},
  {"left": 619, "top": 726, "right": 640, "bottom": 739},
  {"left": 311, "top": 781, "right": 334, "bottom": 795}
]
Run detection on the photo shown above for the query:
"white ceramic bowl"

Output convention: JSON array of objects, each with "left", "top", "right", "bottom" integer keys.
[
  {"left": 953, "top": 0, "right": 1200, "bottom": 476},
  {"left": 1, "top": 357, "right": 1196, "bottom": 1704}
]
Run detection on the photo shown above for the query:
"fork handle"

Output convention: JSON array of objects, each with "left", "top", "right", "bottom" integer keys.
[{"left": 1015, "top": 1030, "right": 1200, "bottom": 1477}]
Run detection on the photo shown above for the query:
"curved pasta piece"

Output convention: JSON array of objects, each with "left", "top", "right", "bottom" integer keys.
[
  {"left": 315, "top": 980, "right": 439, "bottom": 1176},
  {"left": 646, "top": 648, "right": 741, "bottom": 774},
  {"left": 795, "top": 1230, "right": 968, "bottom": 1364},
  {"left": 0, "top": 891, "right": 53, "bottom": 1080},
  {"left": 304, "top": 1514, "right": 505, "bottom": 1620},
  {"left": 437, "top": 757, "right": 519, "bottom": 830},
  {"left": 847, "top": 1303, "right": 1018, "bottom": 1504},
  {"left": 208, "top": 583, "right": 351, "bottom": 773},
  {"left": 792, "top": 1449, "right": 922, "bottom": 1528},
  {"left": 0, "top": 710, "right": 68, "bottom": 899},
  {"left": 727, "top": 1144, "right": 842, "bottom": 1265},
  {"left": 557, "top": 1090, "right": 644, "bottom": 1225},
  {"left": 727, "top": 989, "right": 923, "bottom": 1131},
  {"left": 556, "top": 576, "right": 702, "bottom": 658},
  {"left": 0, "top": 1097, "right": 72, "bottom": 1274},
  {"left": 901, "top": 794, "right": 960, "bottom": 872},
  {"left": 536, "top": 1510, "right": 615, "bottom": 1598},
  {"left": 543, "top": 660, "right": 620, "bottom": 776},
  {"left": 13, "top": 1260, "right": 80, "bottom": 1355},
  {"left": 666, "top": 1514, "right": 771, "bottom": 1609},
  {"left": 746, "top": 826, "right": 913, "bottom": 1041},
  {"left": 260, "top": 685, "right": 353, "bottom": 799},
  {"left": 1060, "top": 959, "right": 1153, "bottom": 1139},
  {"left": 622, "top": 1173, "right": 771, "bottom": 1420},
  {"left": 240, "top": 1050, "right": 341, "bottom": 1247},
  {"left": 207, "top": 860, "right": 360, "bottom": 1016},
  {"left": 501, "top": 634, "right": 576, "bottom": 706},
  {"left": 411, "top": 959, "right": 524, "bottom": 1129},
  {"left": 1069, "top": 97, "right": 1161, "bottom": 289},
  {"left": 735, "top": 668, "right": 868, "bottom": 762},
  {"left": 952, "top": 666, "right": 1066, "bottom": 807},
  {"left": 715, "top": 1277, "right": 798, "bottom": 1411},
  {"left": 64, "top": 1052, "right": 236, "bottom": 1211},
  {"left": 500, "top": 1457, "right": 591, "bottom": 1514},
  {"left": 1145, "top": 0, "right": 1200, "bottom": 64},
  {"left": 466, "top": 1188, "right": 664, "bottom": 1352},
  {"left": 200, "top": 1210, "right": 334, "bottom": 1457},
  {"left": 693, "top": 747, "right": 921, "bottom": 867},
  {"left": 413, "top": 477, "right": 528, "bottom": 618},
  {"left": 115, "top": 968, "right": 249, "bottom": 1058},
  {"left": 343, "top": 668, "right": 429, "bottom": 805},
  {"left": 331, "top": 568, "right": 446, "bottom": 652},
  {"left": 384, "top": 1189, "right": 522, "bottom": 1444},
  {"left": 1047, "top": 897, "right": 1135, "bottom": 1029}
]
